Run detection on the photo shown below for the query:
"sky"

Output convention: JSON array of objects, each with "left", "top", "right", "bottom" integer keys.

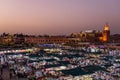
[{"left": 0, "top": 0, "right": 120, "bottom": 35}]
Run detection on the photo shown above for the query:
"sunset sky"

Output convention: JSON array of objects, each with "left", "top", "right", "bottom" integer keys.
[{"left": 0, "top": 0, "right": 120, "bottom": 35}]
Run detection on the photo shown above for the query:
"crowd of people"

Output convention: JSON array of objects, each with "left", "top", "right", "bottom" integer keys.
[{"left": 0, "top": 47, "right": 120, "bottom": 80}]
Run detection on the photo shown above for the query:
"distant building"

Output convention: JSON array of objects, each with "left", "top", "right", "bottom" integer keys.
[
  {"left": 0, "top": 33, "right": 15, "bottom": 45},
  {"left": 70, "top": 23, "right": 110, "bottom": 43},
  {"left": 99, "top": 23, "right": 110, "bottom": 42},
  {"left": 24, "top": 36, "right": 68, "bottom": 44},
  {"left": 14, "top": 34, "right": 25, "bottom": 44},
  {"left": 0, "top": 33, "right": 25, "bottom": 47},
  {"left": 0, "top": 23, "right": 111, "bottom": 46},
  {"left": 110, "top": 34, "right": 120, "bottom": 43}
]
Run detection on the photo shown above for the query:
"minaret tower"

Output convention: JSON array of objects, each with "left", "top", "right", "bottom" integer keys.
[{"left": 102, "top": 23, "right": 110, "bottom": 42}]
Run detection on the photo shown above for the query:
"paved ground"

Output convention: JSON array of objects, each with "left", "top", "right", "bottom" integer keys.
[
  {"left": 0, "top": 67, "right": 29, "bottom": 80},
  {"left": 1, "top": 67, "right": 10, "bottom": 80}
]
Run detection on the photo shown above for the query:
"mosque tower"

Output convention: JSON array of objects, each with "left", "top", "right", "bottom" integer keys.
[{"left": 102, "top": 23, "right": 110, "bottom": 42}]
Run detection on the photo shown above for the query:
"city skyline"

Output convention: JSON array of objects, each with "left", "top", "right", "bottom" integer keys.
[{"left": 0, "top": 0, "right": 120, "bottom": 35}]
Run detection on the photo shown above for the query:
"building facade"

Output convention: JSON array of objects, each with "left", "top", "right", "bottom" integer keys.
[
  {"left": 70, "top": 23, "right": 110, "bottom": 43},
  {"left": 24, "top": 36, "right": 68, "bottom": 44},
  {"left": 99, "top": 23, "right": 110, "bottom": 42},
  {"left": 0, "top": 23, "right": 110, "bottom": 46},
  {"left": 0, "top": 33, "right": 15, "bottom": 45}
]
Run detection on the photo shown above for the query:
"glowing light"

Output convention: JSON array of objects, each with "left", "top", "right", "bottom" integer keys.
[
  {"left": 104, "top": 27, "right": 109, "bottom": 31},
  {"left": 104, "top": 23, "right": 109, "bottom": 31},
  {"left": 103, "top": 37, "right": 107, "bottom": 42}
]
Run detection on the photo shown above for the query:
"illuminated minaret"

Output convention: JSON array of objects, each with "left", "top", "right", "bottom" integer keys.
[{"left": 102, "top": 23, "right": 110, "bottom": 42}]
